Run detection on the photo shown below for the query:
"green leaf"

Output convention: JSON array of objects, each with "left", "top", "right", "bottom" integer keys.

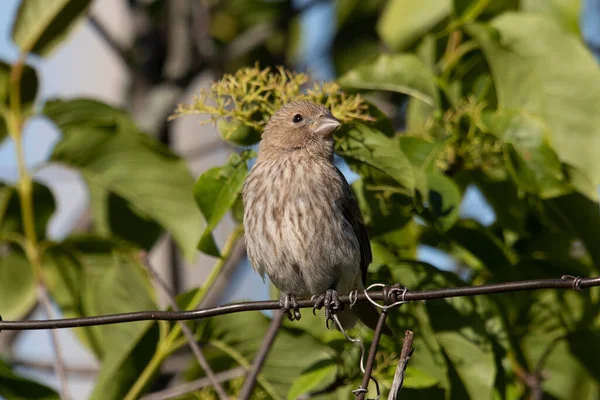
[
  {"left": 522, "top": 0, "right": 581, "bottom": 35},
  {"left": 0, "top": 61, "right": 38, "bottom": 137},
  {"left": 11, "top": 0, "right": 91, "bottom": 56},
  {"left": 200, "top": 311, "right": 331, "bottom": 399},
  {"left": 546, "top": 193, "right": 600, "bottom": 270},
  {"left": 338, "top": 54, "right": 439, "bottom": 107},
  {"left": 335, "top": 124, "right": 415, "bottom": 197},
  {"left": 287, "top": 359, "right": 338, "bottom": 400},
  {"left": 44, "top": 235, "right": 160, "bottom": 400},
  {"left": 399, "top": 136, "right": 447, "bottom": 173},
  {"left": 452, "top": 0, "right": 519, "bottom": 20},
  {"left": 426, "top": 172, "right": 462, "bottom": 231},
  {"left": 217, "top": 119, "right": 261, "bottom": 146},
  {"left": 522, "top": 335, "right": 597, "bottom": 400},
  {"left": 486, "top": 111, "right": 570, "bottom": 198},
  {"left": 469, "top": 171, "right": 528, "bottom": 233},
  {"left": 0, "top": 61, "right": 38, "bottom": 140},
  {"left": 194, "top": 151, "right": 253, "bottom": 257},
  {"left": 44, "top": 98, "right": 202, "bottom": 260},
  {"left": 447, "top": 220, "right": 515, "bottom": 280},
  {"left": 0, "top": 182, "right": 56, "bottom": 240},
  {"left": 0, "top": 251, "right": 35, "bottom": 321},
  {"left": 377, "top": 0, "right": 451, "bottom": 51},
  {"left": 402, "top": 367, "right": 441, "bottom": 389},
  {"left": 0, "top": 358, "right": 59, "bottom": 400},
  {"left": 468, "top": 14, "right": 600, "bottom": 186}
]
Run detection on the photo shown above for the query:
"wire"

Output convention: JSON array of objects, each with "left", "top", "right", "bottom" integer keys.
[{"left": 0, "top": 276, "right": 599, "bottom": 331}]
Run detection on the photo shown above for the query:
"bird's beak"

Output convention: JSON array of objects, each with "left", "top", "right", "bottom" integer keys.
[{"left": 313, "top": 115, "right": 341, "bottom": 137}]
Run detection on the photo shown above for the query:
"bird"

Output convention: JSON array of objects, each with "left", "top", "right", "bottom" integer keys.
[{"left": 242, "top": 100, "right": 391, "bottom": 335}]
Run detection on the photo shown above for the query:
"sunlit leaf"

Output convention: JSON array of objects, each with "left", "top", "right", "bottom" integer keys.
[
  {"left": 339, "top": 54, "right": 439, "bottom": 107},
  {"left": 11, "top": 0, "right": 91, "bottom": 56},
  {"left": 287, "top": 359, "right": 338, "bottom": 400},
  {"left": 377, "top": 0, "right": 451, "bottom": 51},
  {"left": 0, "top": 358, "right": 59, "bottom": 400},
  {"left": 0, "top": 251, "right": 35, "bottom": 321},
  {"left": 469, "top": 15, "right": 600, "bottom": 186},
  {"left": 44, "top": 98, "right": 202, "bottom": 260},
  {"left": 194, "top": 150, "right": 254, "bottom": 257}
]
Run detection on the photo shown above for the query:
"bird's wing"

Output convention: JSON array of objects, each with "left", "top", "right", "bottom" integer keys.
[{"left": 334, "top": 167, "right": 372, "bottom": 284}]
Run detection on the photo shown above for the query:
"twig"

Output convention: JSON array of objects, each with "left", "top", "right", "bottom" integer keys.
[
  {"left": 37, "top": 285, "right": 71, "bottom": 400},
  {"left": 355, "top": 310, "right": 388, "bottom": 400},
  {"left": 388, "top": 330, "right": 415, "bottom": 400},
  {"left": 88, "top": 15, "right": 134, "bottom": 74},
  {"left": 238, "top": 310, "right": 285, "bottom": 399},
  {"left": 140, "top": 367, "right": 246, "bottom": 400},
  {"left": 0, "top": 276, "right": 598, "bottom": 331},
  {"left": 140, "top": 252, "right": 229, "bottom": 400},
  {"left": 9, "top": 357, "right": 98, "bottom": 376}
]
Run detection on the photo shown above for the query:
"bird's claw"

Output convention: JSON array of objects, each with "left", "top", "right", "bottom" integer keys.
[
  {"left": 312, "top": 289, "right": 343, "bottom": 328},
  {"left": 280, "top": 294, "right": 301, "bottom": 321}
]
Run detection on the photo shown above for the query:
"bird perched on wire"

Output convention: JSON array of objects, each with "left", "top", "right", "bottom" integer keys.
[{"left": 243, "top": 100, "right": 391, "bottom": 335}]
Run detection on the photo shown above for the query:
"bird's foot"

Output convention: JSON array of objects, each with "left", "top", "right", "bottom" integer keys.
[
  {"left": 312, "top": 289, "right": 343, "bottom": 328},
  {"left": 279, "top": 293, "right": 301, "bottom": 321}
]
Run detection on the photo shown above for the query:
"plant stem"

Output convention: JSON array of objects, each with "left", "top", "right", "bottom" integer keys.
[
  {"left": 9, "top": 57, "right": 71, "bottom": 399},
  {"left": 124, "top": 226, "right": 244, "bottom": 400}
]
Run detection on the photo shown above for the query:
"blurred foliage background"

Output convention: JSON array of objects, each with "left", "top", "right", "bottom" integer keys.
[{"left": 1, "top": 0, "right": 600, "bottom": 399}]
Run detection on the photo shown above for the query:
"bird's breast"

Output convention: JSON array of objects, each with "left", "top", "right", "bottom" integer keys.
[{"left": 243, "top": 158, "right": 360, "bottom": 295}]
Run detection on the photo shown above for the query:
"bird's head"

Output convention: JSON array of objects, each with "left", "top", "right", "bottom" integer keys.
[{"left": 260, "top": 100, "right": 341, "bottom": 156}]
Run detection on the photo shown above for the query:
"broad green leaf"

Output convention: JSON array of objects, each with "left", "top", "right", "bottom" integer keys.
[
  {"left": 567, "top": 330, "right": 600, "bottom": 384},
  {"left": 399, "top": 136, "right": 447, "bottom": 173},
  {"left": 45, "top": 236, "right": 158, "bottom": 362},
  {"left": 522, "top": 336, "right": 597, "bottom": 400},
  {"left": 351, "top": 179, "right": 413, "bottom": 241},
  {"left": 452, "top": 0, "right": 519, "bottom": 20},
  {"left": 217, "top": 119, "right": 261, "bottom": 146},
  {"left": 338, "top": 54, "right": 439, "bottom": 107},
  {"left": 468, "top": 14, "right": 600, "bottom": 185},
  {"left": 44, "top": 235, "right": 160, "bottom": 400},
  {"left": 11, "top": 0, "right": 91, "bottom": 56},
  {"left": 287, "top": 359, "right": 338, "bottom": 400},
  {"left": 199, "top": 311, "right": 331, "bottom": 399},
  {"left": 546, "top": 193, "right": 600, "bottom": 270},
  {"left": 0, "top": 251, "right": 35, "bottom": 321},
  {"left": 44, "top": 98, "right": 202, "bottom": 260},
  {"left": 0, "top": 182, "right": 56, "bottom": 240},
  {"left": 194, "top": 151, "right": 253, "bottom": 257},
  {"left": 0, "top": 61, "right": 38, "bottom": 139},
  {"left": 0, "top": 358, "right": 59, "bottom": 400},
  {"left": 486, "top": 111, "right": 569, "bottom": 199},
  {"left": 377, "top": 0, "right": 451, "bottom": 51},
  {"left": 402, "top": 366, "right": 441, "bottom": 389},
  {"left": 426, "top": 172, "right": 462, "bottom": 231},
  {"left": 522, "top": 0, "right": 581, "bottom": 34},
  {"left": 469, "top": 171, "right": 527, "bottom": 233},
  {"left": 335, "top": 124, "right": 415, "bottom": 197},
  {"left": 91, "top": 323, "right": 159, "bottom": 400},
  {"left": 447, "top": 220, "right": 515, "bottom": 280}
]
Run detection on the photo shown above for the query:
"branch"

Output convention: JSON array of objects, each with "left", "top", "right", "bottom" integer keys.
[
  {"left": 140, "top": 252, "right": 229, "bottom": 400},
  {"left": 355, "top": 309, "right": 388, "bottom": 400},
  {"left": 88, "top": 15, "right": 134, "bottom": 74},
  {"left": 239, "top": 310, "right": 285, "bottom": 399},
  {"left": 37, "top": 285, "right": 71, "bottom": 399},
  {"left": 388, "top": 330, "right": 415, "bottom": 400},
  {"left": 0, "top": 276, "right": 596, "bottom": 331},
  {"left": 140, "top": 367, "right": 246, "bottom": 400}
]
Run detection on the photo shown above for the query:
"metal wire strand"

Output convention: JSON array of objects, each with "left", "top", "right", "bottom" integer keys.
[{"left": 1, "top": 276, "right": 599, "bottom": 331}]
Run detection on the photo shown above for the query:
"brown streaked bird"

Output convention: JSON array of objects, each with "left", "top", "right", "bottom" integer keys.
[{"left": 242, "top": 100, "right": 391, "bottom": 335}]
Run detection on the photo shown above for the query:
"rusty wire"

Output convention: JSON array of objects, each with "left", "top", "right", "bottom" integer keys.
[{"left": 0, "top": 275, "right": 597, "bottom": 331}]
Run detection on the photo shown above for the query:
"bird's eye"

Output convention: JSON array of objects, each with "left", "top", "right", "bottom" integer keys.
[{"left": 292, "top": 114, "right": 303, "bottom": 123}]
